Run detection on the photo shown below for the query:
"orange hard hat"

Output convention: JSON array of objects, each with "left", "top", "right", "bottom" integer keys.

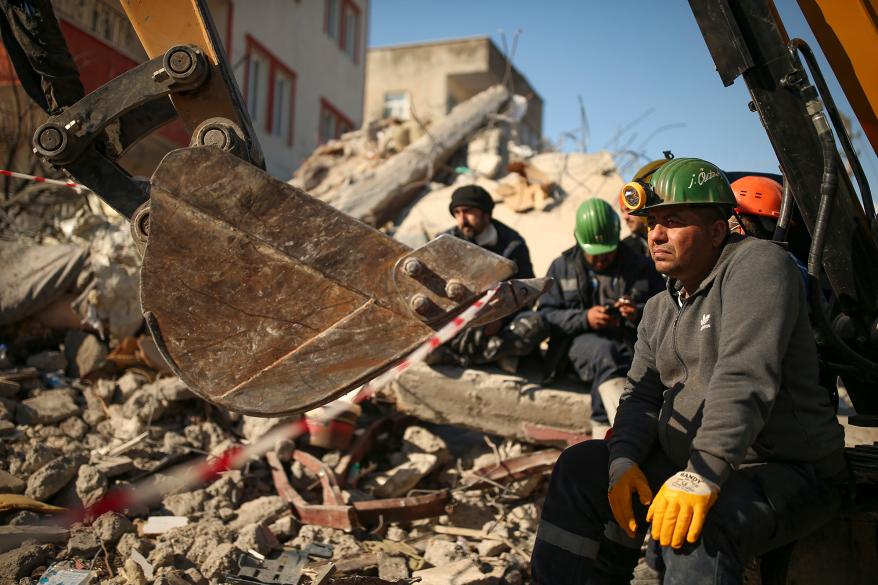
[{"left": 731, "top": 176, "right": 783, "bottom": 218}]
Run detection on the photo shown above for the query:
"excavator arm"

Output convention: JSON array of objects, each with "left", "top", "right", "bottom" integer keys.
[
  {"left": 689, "top": 0, "right": 878, "bottom": 421},
  {"left": 26, "top": 0, "right": 546, "bottom": 415}
]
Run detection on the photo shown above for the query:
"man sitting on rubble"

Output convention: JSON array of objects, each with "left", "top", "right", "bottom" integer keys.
[
  {"left": 530, "top": 158, "right": 847, "bottom": 585},
  {"left": 430, "top": 184, "right": 534, "bottom": 366},
  {"left": 441, "top": 184, "right": 534, "bottom": 279},
  {"left": 491, "top": 198, "right": 663, "bottom": 437}
]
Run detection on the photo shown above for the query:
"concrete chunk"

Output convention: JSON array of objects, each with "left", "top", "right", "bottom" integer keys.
[
  {"left": 0, "top": 470, "right": 25, "bottom": 494},
  {"left": 389, "top": 363, "right": 590, "bottom": 443},
  {"left": 413, "top": 558, "right": 502, "bottom": 585},
  {"left": 25, "top": 457, "right": 77, "bottom": 501},
  {"left": 370, "top": 453, "right": 437, "bottom": 498},
  {"left": 402, "top": 425, "right": 450, "bottom": 465},
  {"left": 65, "top": 330, "right": 107, "bottom": 379},
  {"left": 16, "top": 389, "right": 80, "bottom": 425}
]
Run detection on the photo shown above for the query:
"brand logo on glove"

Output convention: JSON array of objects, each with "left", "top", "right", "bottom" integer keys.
[{"left": 667, "top": 471, "right": 713, "bottom": 495}]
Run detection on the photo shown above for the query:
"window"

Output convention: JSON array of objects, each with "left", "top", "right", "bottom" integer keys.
[
  {"left": 382, "top": 92, "right": 411, "bottom": 120},
  {"left": 342, "top": 2, "right": 359, "bottom": 60},
  {"left": 326, "top": 0, "right": 340, "bottom": 41},
  {"left": 246, "top": 53, "right": 267, "bottom": 123},
  {"left": 245, "top": 36, "right": 297, "bottom": 145},
  {"left": 325, "top": 0, "right": 360, "bottom": 63},
  {"left": 319, "top": 99, "right": 354, "bottom": 143},
  {"left": 272, "top": 71, "right": 295, "bottom": 142}
]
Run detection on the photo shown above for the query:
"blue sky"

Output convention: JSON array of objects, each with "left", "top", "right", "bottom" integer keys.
[{"left": 370, "top": 0, "right": 878, "bottom": 203}]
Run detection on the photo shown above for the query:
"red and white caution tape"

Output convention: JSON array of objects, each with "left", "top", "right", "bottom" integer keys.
[
  {"left": 0, "top": 168, "right": 86, "bottom": 193},
  {"left": 64, "top": 283, "right": 501, "bottom": 525}
]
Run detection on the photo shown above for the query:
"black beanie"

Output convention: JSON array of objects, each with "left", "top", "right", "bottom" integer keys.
[{"left": 449, "top": 185, "right": 494, "bottom": 216}]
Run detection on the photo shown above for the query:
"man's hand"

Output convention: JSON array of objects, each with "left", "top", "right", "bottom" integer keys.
[
  {"left": 615, "top": 298, "right": 639, "bottom": 323},
  {"left": 608, "top": 459, "right": 653, "bottom": 538},
  {"left": 587, "top": 305, "right": 619, "bottom": 329},
  {"left": 647, "top": 471, "right": 720, "bottom": 549}
]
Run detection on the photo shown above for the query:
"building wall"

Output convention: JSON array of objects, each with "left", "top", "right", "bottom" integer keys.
[
  {"left": 365, "top": 37, "right": 489, "bottom": 126},
  {"left": 219, "top": 0, "right": 367, "bottom": 179},
  {"left": 364, "top": 37, "right": 543, "bottom": 145},
  {"left": 0, "top": 0, "right": 367, "bottom": 181}
]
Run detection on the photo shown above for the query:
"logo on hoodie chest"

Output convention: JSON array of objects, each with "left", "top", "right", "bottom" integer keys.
[{"left": 700, "top": 313, "right": 711, "bottom": 331}]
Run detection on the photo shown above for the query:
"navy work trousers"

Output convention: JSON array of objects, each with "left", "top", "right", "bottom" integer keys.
[
  {"left": 531, "top": 440, "right": 842, "bottom": 585},
  {"left": 567, "top": 333, "right": 632, "bottom": 423}
]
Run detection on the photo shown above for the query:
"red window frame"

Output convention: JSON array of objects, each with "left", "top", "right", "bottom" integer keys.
[
  {"left": 324, "top": 0, "right": 361, "bottom": 64},
  {"left": 319, "top": 98, "right": 354, "bottom": 143},
  {"left": 243, "top": 35, "right": 297, "bottom": 146}
]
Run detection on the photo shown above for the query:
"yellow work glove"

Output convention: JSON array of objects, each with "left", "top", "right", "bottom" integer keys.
[
  {"left": 607, "top": 458, "right": 653, "bottom": 538},
  {"left": 647, "top": 471, "right": 720, "bottom": 549}
]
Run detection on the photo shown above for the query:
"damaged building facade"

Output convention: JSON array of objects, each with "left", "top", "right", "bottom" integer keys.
[{"left": 365, "top": 36, "right": 543, "bottom": 148}]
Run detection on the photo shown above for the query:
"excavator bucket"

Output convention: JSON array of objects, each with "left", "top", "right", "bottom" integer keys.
[
  {"left": 141, "top": 147, "right": 532, "bottom": 416},
  {"left": 28, "top": 0, "right": 544, "bottom": 416}
]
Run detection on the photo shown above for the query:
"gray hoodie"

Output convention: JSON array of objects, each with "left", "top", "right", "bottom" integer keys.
[{"left": 609, "top": 235, "right": 846, "bottom": 486}]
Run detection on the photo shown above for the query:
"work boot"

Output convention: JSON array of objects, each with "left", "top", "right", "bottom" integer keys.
[{"left": 597, "top": 377, "right": 626, "bottom": 425}]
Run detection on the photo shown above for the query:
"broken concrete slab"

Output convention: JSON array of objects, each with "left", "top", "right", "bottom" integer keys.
[
  {"left": 25, "top": 456, "right": 78, "bottom": 501},
  {"left": 199, "top": 542, "right": 236, "bottom": 581},
  {"left": 66, "top": 526, "right": 101, "bottom": 557},
  {"left": 16, "top": 389, "right": 80, "bottom": 425},
  {"left": 229, "top": 495, "right": 288, "bottom": 531},
  {"left": 93, "top": 511, "right": 134, "bottom": 545},
  {"left": 150, "top": 376, "right": 194, "bottom": 402},
  {"left": 59, "top": 416, "right": 88, "bottom": 440},
  {"left": 64, "top": 330, "right": 107, "bottom": 379},
  {"left": 162, "top": 490, "right": 206, "bottom": 516},
  {"left": 0, "top": 542, "right": 54, "bottom": 578},
  {"left": 387, "top": 363, "right": 590, "bottom": 444},
  {"left": 234, "top": 523, "right": 281, "bottom": 556},
  {"left": 369, "top": 453, "right": 438, "bottom": 499},
  {"left": 75, "top": 464, "right": 107, "bottom": 507},
  {"left": 0, "top": 470, "right": 25, "bottom": 494},
  {"left": 402, "top": 425, "right": 450, "bottom": 465},
  {"left": 424, "top": 539, "right": 470, "bottom": 566},
  {"left": 92, "top": 455, "right": 135, "bottom": 478},
  {"left": 413, "top": 558, "right": 502, "bottom": 585},
  {"left": 378, "top": 553, "right": 410, "bottom": 581},
  {"left": 142, "top": 516, "right": 189, "bottom": 536}
]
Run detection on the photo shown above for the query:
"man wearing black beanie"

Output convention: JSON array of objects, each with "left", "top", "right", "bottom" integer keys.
[
  {"left": 442, "top": 185, "right": 534, "bottom": 279},
  {"left": 431, "top": 185, "right": 534, "bottom": 367}
]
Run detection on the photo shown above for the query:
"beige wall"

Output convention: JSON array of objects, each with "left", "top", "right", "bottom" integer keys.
[
  {"left": 365, "top": 37, "right": 488, "bottom": 126},
  {"left": 211, "top": 0, "right": 368, "bottom": 179},
  {"left": 365, "top": 37, "right": 542, "bottom": 144}
]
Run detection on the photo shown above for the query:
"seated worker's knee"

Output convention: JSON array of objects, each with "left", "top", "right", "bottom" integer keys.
[
  {"left": 484, "top": 311, "right": 548, "bottom": 361},
  {"left": 548, "top": 440, "right": 610, "bottom": 498},
  {"left": 569, "top": 334, "right": 621, "bottom": 366}
]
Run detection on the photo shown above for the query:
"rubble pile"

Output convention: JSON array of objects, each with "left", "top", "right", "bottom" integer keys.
[
  {"left": 0, "top": 347, "right": 556, "bottom": 584},
  {"left": 0, "top": 86, "right": 634, "bottom": 585},
  {"left": 290, "top": 85, "right": 628, "bottom": 276}
]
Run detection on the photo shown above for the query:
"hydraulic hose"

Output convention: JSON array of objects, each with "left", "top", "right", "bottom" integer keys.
[
  {"left": 806, "top": 108, "right": 878, "bottom": 375},
  {"left": 791, "top": 39, "right": 877, "bottom": 235},
  {"left": 772, "top": 178, "right": 793, "bottom": 242}
]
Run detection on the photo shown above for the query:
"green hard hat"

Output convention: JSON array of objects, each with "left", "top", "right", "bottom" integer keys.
[
  {"left": 574, "top": 198, "right": 620, "bottom": 255},
  {"left": 634, "top": 157, "right": 736, "bottom": 216}
]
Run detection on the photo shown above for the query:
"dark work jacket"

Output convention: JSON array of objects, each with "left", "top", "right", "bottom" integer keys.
[
  {"left": 622, "top": 232, "right": 650, "bottom": 258},
  {"left": 442, "top": 219, "right": 534, "bottom": 279},
  {"left": 537, "top": 243, "right": 665, "bottom": 377}
]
